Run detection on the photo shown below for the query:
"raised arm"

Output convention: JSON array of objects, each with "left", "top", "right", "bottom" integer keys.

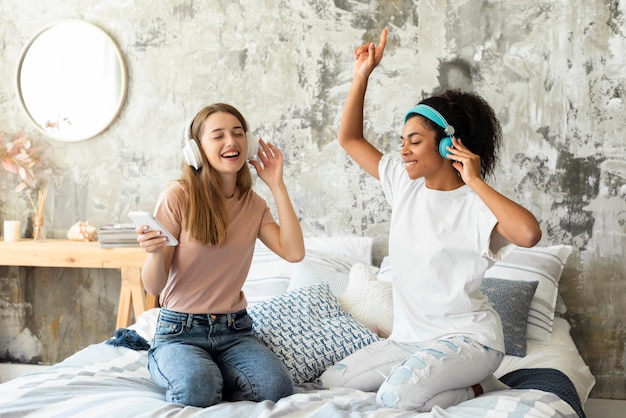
[
  {"left": 338, "top": 29, "right": 388, "bottom": 180},
  {"left": 447, "top": 137, "right": 542, "bottom": 248},
  {"left": 251, "top": 139, "right": 305, "bottom": 262},
  {"left": 474, "top": 181, "right": 542, "bottom": 248}
]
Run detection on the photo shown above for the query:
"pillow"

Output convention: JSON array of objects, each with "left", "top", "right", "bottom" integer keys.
[
  {"left": 495, "top": 317, "right": 596, "bottom": 403},
  {"left": 288, "top": 261, "right": 350, "bottom": 296},
  {"left": 480, "top": 278, "right": 538, "bottom": 357},
  {"left": 338, "top": 263, "right": 394, "bottom": 338},
  {"left": 304, "top": 236, "right": 374, "bottom": 265},
  {"left": 484, "top": 245, "right": 572, "bottom": 345},
  {"left": 302, "top": 249, "right": 360, "bottom": 272},
  {"left": 247, "top": 282, "right": 380, "bottom": 384},
  {"left": 377, "top": 256, "right": 392, "bottom": 282},
  {"left": 555, "top": 293, "right": 568, "bottom": 315},
  {"left": 127, "top": 308, "right": 160, "bottom": 344},
  {"left": 243, "top": 240, "right": 365, "bottom": 305},
  {"left": 242, "top": 241, "right": 293, "bottom": 305}
]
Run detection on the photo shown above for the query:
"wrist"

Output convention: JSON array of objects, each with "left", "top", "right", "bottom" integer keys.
[
  {"left": 464, "top": 176, "right": 484, "bottom": 190},
  {"left": 352, "top": 73, "right": 370, "bottom": 87},
  {"left": 269, "top": 181, "right": 288, "bottom": 193}
]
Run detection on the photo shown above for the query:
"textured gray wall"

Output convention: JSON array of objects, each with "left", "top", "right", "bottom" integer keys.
[{"left": 0, "top": 0, "right": 624, "bottom": 399}]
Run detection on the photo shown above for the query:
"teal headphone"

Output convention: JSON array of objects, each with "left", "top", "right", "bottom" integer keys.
[{"left": 404, "top": 104, "right": 455, "bottom": 160}]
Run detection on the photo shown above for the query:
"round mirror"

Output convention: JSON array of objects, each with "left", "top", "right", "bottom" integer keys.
[{"left": 16, "top": 20, "right": 128, "bottom": 142}]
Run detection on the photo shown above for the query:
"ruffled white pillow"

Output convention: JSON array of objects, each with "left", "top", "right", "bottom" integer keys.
[{"left": 338, "top": 263, "right": 393, "bottom": 338}]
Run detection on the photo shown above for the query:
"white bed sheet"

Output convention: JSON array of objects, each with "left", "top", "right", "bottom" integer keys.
[
  {"left": 128, "top": 310, "right": 595, "bottom": 404},
  {"left": 0, "top": 346, "right": 580, "bottom": 418},
  {"left": 495, "top": 317, "right": 595, "bottom": 404},
  {"left": 0, "top": 308, "right": 592, "bottom": 418}
]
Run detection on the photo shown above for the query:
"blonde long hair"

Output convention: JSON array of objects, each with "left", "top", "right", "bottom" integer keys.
[{"left": 180, "top": 103, "right": 252, "bottom": 246}]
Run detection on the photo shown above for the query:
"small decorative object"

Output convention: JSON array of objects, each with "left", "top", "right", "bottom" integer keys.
[
  {"left": 1, "top": 130, "right": 47, "bottom": 240},
  {"left": 3, "top": 220, "right": 21, "bottom": 242},
  {"left": 1, "top": 130, "right": 41, "bottom": 192},
  {"left": 28, "top": 188, "right": 47, "bottom": 240},
  {"left": 67, "top": 221, "right": 97, "bottom": 242}
]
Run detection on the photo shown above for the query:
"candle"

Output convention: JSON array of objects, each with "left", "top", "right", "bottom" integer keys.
[{"left": 3, "top": 220, "right": 21, "bottom": 242}]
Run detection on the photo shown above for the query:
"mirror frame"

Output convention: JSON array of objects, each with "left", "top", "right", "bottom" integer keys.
[{"left": 16, "top": 20, "right": 128, "bottom": 142}]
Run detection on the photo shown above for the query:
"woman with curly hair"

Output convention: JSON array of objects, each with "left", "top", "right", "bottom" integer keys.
[{"left": 319, "top": 29, "right": 542, "bottom": 412}]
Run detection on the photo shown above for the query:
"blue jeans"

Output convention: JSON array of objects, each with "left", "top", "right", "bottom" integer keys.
[{"left": 148, "top": 308, "right": 293, "bottom": 407}]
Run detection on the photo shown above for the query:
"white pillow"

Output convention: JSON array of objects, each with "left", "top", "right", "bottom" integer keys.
[
  {"left": 248, "top": 282, "right": 380, "bottom": 384},
  {"left": 244, "top": 239, "right": 371, "bottom": 304},
  {"left": 377, "top": 256, "right": 392, "bottom": 282},
  {"left": 304, "top": 236, "right": 373, "bottom": 265},
  {"left": 555, "top": 293, "right": 568, "bottom": 315},
  {"left": 288, "top": 261, "right": 350, "bottom": 296},
  {"left": 338, "top": 263, "right": 394, "bottom": 338},
  {"left": 127, "top": 308, "right": 160, "bottom": 344},
  {"left": 242, "top": 241, "right": 293, "bottom": 305},
  {"left": 484, "top": 245, "right": 572, "bottom": 345}
]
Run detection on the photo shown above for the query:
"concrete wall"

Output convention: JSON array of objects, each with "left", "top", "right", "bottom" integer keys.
[{"left": 0, "top": 0, "right": 624, "bottom": 399}]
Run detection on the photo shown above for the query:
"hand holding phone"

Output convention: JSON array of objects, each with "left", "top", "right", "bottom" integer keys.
[{"left": 128, "top": 211, "right": 179, "bottom": 246}]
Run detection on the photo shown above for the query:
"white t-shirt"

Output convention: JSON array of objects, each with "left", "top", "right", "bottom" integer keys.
[{"left": 379, "top": 154, "right": 508, "bottom": 352}]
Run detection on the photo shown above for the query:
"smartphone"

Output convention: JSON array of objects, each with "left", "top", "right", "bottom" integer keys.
[{"left": 128, "top": 211, "right": 179, "bottom": 246}]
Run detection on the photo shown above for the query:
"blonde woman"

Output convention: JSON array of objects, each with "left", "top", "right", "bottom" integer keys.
[{"left": 137, "top": 103, "right": 304, "bottom": 407}]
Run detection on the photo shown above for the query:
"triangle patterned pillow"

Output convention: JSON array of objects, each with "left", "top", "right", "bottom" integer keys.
[{"left": 248, "top": 282, "right": 380, "bottom": 384}]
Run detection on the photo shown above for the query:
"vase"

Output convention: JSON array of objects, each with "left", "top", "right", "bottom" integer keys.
[{"left": 33, "top": 215, "right": 45, "bottom": 241}]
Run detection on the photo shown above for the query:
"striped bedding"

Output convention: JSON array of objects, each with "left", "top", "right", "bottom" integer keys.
[
  {"left": 0, "top": 342, "right": 580, "bottom": 417},
  {"left": 0, "top": 242, "right": 593, "bottom": 417},
  {"left": 0, "top": 313, "right": 590, "bottom": 418}
]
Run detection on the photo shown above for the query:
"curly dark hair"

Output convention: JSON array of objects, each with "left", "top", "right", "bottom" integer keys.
[{"left": 413, "top": 90, "right": 502, "bottom": 179}]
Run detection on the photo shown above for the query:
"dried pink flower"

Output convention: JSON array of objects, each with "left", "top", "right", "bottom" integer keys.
[{"left": 1, "top": 130, "right": 42, "bottom": 192}]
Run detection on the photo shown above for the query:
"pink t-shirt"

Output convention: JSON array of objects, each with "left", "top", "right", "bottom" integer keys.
[{"left": 154, "top": 182, "right": 275, "bottom": 314}]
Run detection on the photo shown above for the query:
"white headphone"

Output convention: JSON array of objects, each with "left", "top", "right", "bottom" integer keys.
[{"left": 182, "top": 117, "right": 259, "bottom": 170}]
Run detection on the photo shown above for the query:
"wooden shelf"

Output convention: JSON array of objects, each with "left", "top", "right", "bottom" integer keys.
[{"left": 0, "top": 239, "right": 156, "bottom": 328}]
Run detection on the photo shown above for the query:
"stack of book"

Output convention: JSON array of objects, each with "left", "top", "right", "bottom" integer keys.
[{"left": 98, "top": 224, "right": 139, "bottom": 248}]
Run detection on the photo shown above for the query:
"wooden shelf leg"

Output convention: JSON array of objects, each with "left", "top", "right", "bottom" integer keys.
[
  {"left": 116, "top": 267, "right": 144, "bottom": 329},
  {"left": 130, "top": 268, "right": 146, "bottom": 321},
  {"left": 145, "top": 293, "right": 159, "bottom": 310},
  {"left": 116, "top": 272, "right": 132, "bottom": 329}
]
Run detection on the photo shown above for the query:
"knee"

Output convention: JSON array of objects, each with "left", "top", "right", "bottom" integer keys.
[
  {"left": 320, "top": 362, "right": 385, "bottom": 392},
  {"left": 165, "top": 368, "right": 223, "bottom": 407},
  {"left": 244, "top": 349, "right": 294, "bottom": 402},
  {"left": 173, "top": 388, "right": 221, "bottom": 408},
  {"left": 255, "top": 373, "right": 294, "bottom": 402},
  {"left": 376, "top": 362, "right": 429, "bottom": 411}
]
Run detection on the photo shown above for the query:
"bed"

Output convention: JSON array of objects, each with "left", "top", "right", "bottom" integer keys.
[{"left": 0, "top": 238, "right": 595, "bottom": 418}]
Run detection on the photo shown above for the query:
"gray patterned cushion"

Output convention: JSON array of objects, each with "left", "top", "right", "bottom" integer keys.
[
  {"left": 481, "top": 278, "right": 539, "bottom": 357},
  {"left": 248, "top": 282, "right": 380, "bottom": 384}
]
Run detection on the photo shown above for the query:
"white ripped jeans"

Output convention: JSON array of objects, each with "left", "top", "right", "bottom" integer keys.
[{"left": 319, "top": 335, "right": 503, "bottom": 412}]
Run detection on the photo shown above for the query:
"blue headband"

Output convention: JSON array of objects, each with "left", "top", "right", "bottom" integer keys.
[{"left": 404, "top": 104, "right": 455, "bottom": 136}]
